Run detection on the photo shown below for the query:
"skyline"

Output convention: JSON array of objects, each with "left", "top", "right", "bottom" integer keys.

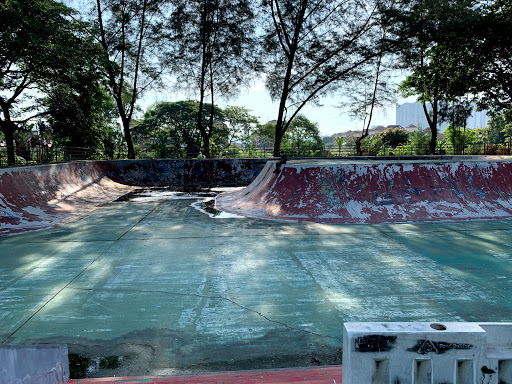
[{"left": 144, "top": 82, "right": 403, "bottom": 137}]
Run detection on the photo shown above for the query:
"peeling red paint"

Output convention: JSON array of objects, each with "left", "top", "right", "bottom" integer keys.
[
  {"left": 0, "top": 162, "right": 134, "bottom": 236},
  {"left": 217, "top": 160, "right": 512, "bottom": 224},
  {"left": 0, "top": 159, "right": 268, "bottom": 236}
]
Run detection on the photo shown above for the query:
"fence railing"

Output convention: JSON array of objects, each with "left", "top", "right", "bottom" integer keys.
[
  {"left": 1, "top": 143, "right": 511, "bottom": 167},
  {"left": 0, "top": 146, "right": 100, "bottom": 167}
]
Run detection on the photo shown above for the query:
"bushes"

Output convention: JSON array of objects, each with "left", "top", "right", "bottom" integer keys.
[{"left": 361, "top": 128, "right": 410, "bottom": 155}]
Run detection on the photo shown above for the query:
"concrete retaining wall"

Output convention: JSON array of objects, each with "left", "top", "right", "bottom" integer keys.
[
  {"left": 96, "top": 158, "right": 269, "bottom": 187},
  {"left": 218, "top": 158, "right": 512, "bottom": 224},
  {"left": 343, "top": 322, "right": 512, "bottom": 384},
  {"left": 0, "top": 344, "right": 69, "bottom": 384},
  {"left": 0, "top": 159, "right": 268, "bottom": 236},
  {"left": 0, "top": 162, "right": 133, "bottom": 235}
]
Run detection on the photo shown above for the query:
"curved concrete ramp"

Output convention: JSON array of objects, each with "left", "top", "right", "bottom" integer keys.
[
  {"left": 0, "top": 162, "right": 133, "bottom": 236},
  {"left": 0, "top": 159, "right": 268, "bottom": 236},
  {"left": 216, "top": 158, "right": 512, "bottom": 224}
]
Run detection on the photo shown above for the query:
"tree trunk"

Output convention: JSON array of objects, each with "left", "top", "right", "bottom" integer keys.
[
  {"left": 271, "top": 0, "right": 305, "bottom": 157},
  {"left": 273, "top": 123, "right": 284, "bottom": 157},
  {"left": 429, "top": 100, "right": 438, "bottom": 155},
  {"left": 121, "top": 117, "right": 135, "bottom": 159},
  {"left": 1, "top": 123, "right": 16, "bottom": 166},
  {"left": 355, "top": 135, "right": 365, "bottom": 156},
  {"left": 115, "top": 97, "right": 135, "bottom": 159},
  {"left": 422, "top": 101, "right": 438, "bottom": 155}
]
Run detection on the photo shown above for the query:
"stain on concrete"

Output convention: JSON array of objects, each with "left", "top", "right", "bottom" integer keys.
[
  {"left": 354, "top": 335, "right": 397, "bottom": 352},
  {"left": 3, "top": 158, "right": 512, "bottom": 378}
]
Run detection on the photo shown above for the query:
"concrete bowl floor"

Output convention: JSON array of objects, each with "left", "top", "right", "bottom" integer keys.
[{"left": 2, "top": 189, "right": 512, "bottom": 378}]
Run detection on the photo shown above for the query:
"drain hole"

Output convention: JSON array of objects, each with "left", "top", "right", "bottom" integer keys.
[{"left": 430, "top": 323, "right": 447, "bottom": 331}]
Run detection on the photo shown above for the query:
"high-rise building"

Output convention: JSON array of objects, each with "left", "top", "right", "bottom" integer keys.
[{"left": 396, "top": 102, "right": 489, "bottom": 131}]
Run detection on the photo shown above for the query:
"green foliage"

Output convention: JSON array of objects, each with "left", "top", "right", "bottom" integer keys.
[
  {"left": 409, "top": 129, "right": 430, "bottom": 155},
  {"left": 503, "top": 122, "right": 512, "bottom": 141},
  {"left": 379, "top": 128, "right": 410, "bottom": 148},
  {"left": 360, "top": 129, "right": 411, "bottom": 155},
  {"left": 0, "top": 0, "right": 95, "bottom": 164},
  {"left": 487, "top": 114, "right": 511, "bottom": 145},
  {"left": 286, "top": 115, "right": 322, "bottom": 150},
  {"left": 168, "top": 0, "right": 260, "bottom": 158},
  {"left": 222, "top": 106, "right": 260, "bottom": 148},
  {"left": 444, "top": 125, "right": 464, "bottom": 154},
  {"left": 256, "top": 121, "right": 277, "bottom": 143},
  {"left": 133, "top": 103, "right": 327, "bottom": 159},
  {"left": 464, "top": 2, "right": 512, "bottom": 116},
  {"left": 263, "top": 0, "right": 393, "bottom": 155},
  {"left": 134, "top": 101, "right": 226, "bottom": 158},
  {"left": 442, "top": 125, "right": 481, "bottom": 154},
  {"left": 361, "top": 135, "right": 384, "bottom": 156},
  {"left": 45, "top": 82, "right": 118, "bottom": 151},
  {"left": 93, "top": 0, "right": 173, "bottom": 159},
  {"left": 394, "top": 0, "right": 482, "bottom": 153}
]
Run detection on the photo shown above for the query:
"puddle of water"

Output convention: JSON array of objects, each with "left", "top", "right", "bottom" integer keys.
[
  {"left": 115, "top": 187, "right": 245, "bottom": 219},
  {"left": 190, "top": 198, "right": 245, "bottom": 219},
  {"left": 116, "top": 187, "right": 218, "bottom": 202},
  {"left": 86, "top": 356, "right": 124, "bottom": 375}
]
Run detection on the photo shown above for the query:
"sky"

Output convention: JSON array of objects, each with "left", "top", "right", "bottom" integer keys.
[
  {"left": 62, "top": 0, "right": 411, "bottom": 137},
  {"left": 144, "top": 81, "right": 405, "bottom": 137},
  {"left": 62, "top": 0, "right": 407, "bottom": 137}
]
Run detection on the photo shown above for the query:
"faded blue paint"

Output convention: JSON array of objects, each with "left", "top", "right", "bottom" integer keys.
[{"left": 98, "top": 159, "right": 270, "bottom": 187}]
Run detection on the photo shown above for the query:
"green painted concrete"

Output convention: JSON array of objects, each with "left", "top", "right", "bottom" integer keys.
[{"left": 2, "top": 194, "right": 512, "bottom": 377}]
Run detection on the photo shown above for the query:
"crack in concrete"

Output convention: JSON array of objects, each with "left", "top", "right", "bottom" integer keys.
[
  {"left": 65, "top": 286, "right": 343, "bottom": 342},
  {"left": 9, "top": 226, "right": 512, "bottom": 244},
  {"left": 1, "top": 204, "right": 162, "bottom": 344}
]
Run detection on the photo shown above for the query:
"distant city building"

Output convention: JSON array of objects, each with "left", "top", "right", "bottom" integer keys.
[
  {"left": 253, "top": 135, "right": 273, "bottom": 148},
  {"left": 396, "top": 102, "right": 490, "bottom": 132},
  {"left": 405, "top": 124, "right": 417, "bottom": 133},
  {"left": 333, "top": 125, "right": 405, "bottom": 138}
]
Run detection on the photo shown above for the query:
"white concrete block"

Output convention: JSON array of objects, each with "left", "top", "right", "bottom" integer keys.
[{"left": 343, "top": 322, "right": 496, "bottom": 384}]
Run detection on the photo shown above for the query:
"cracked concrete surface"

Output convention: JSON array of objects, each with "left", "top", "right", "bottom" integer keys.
[{"left": 2, "top": 192, "right": 512, "bottom": 378}]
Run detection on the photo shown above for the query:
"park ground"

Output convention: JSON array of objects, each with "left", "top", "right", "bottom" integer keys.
[{"left": 1, "top": 188, "right": 512, "bottom": 378}]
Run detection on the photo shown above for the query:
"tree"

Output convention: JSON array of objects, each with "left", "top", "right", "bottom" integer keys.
[
  {"left": 134, "top": 100, "right": 225, "bottom": 158},
  {"left": 256, "top": 121, "right": 277, "bottom": 143},
  {"left": 262, "top": 0, "right": 396, "bottom": 156},
  {"left": 44, "top": 81, "right": 119, "bottom": 150},
  {"left": 222, "top": 106, "right": 260, "bottom": 148},
  {"left": 464, "top": 0, "right": 512, "bottom": 116},
  {"left": 168, "top": 0, "right": 260, "bottom": 158},
  {"left": 340, "top": 42, "right": 395, "bottom": 155},
  {"left": 93, "top": 0, "right": 171, "bottom": 159},
  {"left": 486, "top": 114, "right": 509, "bottom": 145},
  {"left": 0, "top": 0, "right": 96, "bottom": 165},
  {"left": 409, "top": 128, "right": 430, "bottom": 155},
  {"left": 42, "top": 41, "right": 118, "bottom": 152},
  {"left": 379, "top": 128, "right": 410, "bottom": 148},
  {"left": 285, "top": 114, "right": 322, "bottom": 155},
  {"left": 437, "top": 97, "right": 473, "bottom": 153},
  {"left": 395, "top": 0, "right": 481, "bottom": 154}
]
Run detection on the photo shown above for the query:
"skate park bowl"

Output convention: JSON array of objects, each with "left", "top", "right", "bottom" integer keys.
[
  {"left": 217, "top": 157, "right": 512, "bottom": 224},
  {"left": 2, "top": 156, "right": 512, "bottom": 381}
]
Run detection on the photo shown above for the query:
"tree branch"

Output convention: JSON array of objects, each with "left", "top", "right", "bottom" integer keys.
[{"left": 271, "top": 0, "right": 291, "bottom": 57}]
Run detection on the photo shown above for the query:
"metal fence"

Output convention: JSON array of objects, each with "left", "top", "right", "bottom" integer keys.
[
  {"left": 1, "top": 143, "right": 511, "bottom": 167},
  {"left": 0, "top": 146, "right": 97, "bottom": 167}
]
